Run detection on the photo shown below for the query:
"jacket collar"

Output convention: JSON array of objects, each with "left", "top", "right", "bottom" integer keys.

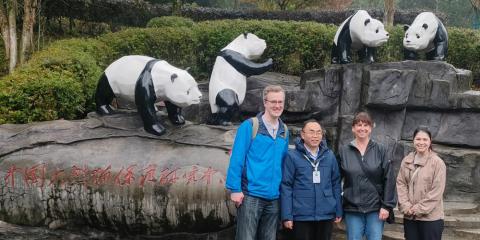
[
  {"left": 348, "top": 138, "right": 376, "bottom": 151},
  {"left": 403, "top": 151, "right": 433, "bottom": 170},
  {"left": 256, "top": 112, "right": 286, "bottom": 136},
  {"left": 294, "top": 137, "right": 328, "bottom": 159}
]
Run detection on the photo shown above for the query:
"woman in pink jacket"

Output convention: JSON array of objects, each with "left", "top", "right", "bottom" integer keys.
[{"left": 396, "top": 127, "right": 446, "bottom": 240}]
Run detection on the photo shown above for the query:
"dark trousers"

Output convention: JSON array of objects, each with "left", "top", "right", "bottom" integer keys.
[
  {"left": 293, "top": 220, "right": 333, "bottom": 240},
  {"left": 404, "top": 219, "right": 444, "bottom": 240}
]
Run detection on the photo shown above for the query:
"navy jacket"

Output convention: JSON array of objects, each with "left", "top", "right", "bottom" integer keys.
[{"left": 281, "top": 137, "right": 343, "bottom": 221}]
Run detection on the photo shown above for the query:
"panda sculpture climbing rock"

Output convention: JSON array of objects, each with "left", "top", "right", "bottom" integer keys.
[
  {"left": 403, "top": 12, "right": 448, "bottom": 61},
  {"left": 208, "top": 33, "right": 273, "bottom": 125},
  {"left": 95, "top": 55, "right": 202, "bottom": 136},
  {"left": 331, "top": 10, "right": 389, "bottom": 64}
]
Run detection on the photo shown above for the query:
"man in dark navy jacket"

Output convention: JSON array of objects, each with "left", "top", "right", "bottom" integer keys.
[{"left": 281, "top": 120, "right": 342, "bottom": 240}]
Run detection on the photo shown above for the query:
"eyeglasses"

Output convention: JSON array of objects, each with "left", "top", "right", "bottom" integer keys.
[
  {"left": 303, "top": 130, "right": 323, "bottom": 136},
  {"left": 264, "top": 99, "right": 284, "bottom": 105}
]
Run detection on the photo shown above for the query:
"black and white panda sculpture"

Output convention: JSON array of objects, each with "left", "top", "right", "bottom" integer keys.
[
  {"left": 95, "top": 55, "right": 202, "bottom": 136},
  {"left": 208, "top": 33, "right": 273, "bottom": 125},
  {"left": 331, "top": 10, "right": 389, "bottom": 64},
  {"left": 403, "top": 12, "right": 448, "bottom": 61}
]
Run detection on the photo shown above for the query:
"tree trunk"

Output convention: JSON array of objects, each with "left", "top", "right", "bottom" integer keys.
[
  {"left": 384, "top": 0, "right": 395, "bottom": 27},
  {"left": 0, "top": 1, "right": 10, "bottom": 62},
  {"left": 8, "top": 0, "right": 17, "bottom": 72},
  {"left": 172, "top": 0, "right": 182, "bottom": 16},
  {"left": 20, "top": 0, "right": 38, "bottom": 64}
]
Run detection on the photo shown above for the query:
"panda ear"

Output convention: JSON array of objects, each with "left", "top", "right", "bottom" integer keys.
[
  {"left": 422, "top": 23, "right": 428, "bottom": 30},
  {"left": 184, "top": 67, "right": 191, "bottom": 72},
  {"left": 243, "top": 32, "right": 248, "bottom": 39},
  {"left": 171, "top": 73, "right": 178, "bottom": 83},
  {"left": 364, "top": 18, "right": 371, "bottom": 26},
  {"left": 403, "top": 25, "right": 410, "bottom": 31}
]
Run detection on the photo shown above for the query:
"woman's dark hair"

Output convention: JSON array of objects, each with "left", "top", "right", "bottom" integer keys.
[
  {"left": 413, "top": 126, "right": 433, "bottom": 150},
  {"left": 352, "top": 111, "right": 373, "bottom": 127}
]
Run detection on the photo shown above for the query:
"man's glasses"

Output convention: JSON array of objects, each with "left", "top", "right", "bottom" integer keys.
[
  {"left": 303, "top": 130, "right": 323, "bottom": 136},
  {"left": 264, "top": 99, "right": 284, "bottom": 105}
]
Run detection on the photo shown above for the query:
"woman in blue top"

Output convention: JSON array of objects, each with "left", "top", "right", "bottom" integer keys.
[{"left": 281, "top": 120, "right": 342, "bottom": 240}]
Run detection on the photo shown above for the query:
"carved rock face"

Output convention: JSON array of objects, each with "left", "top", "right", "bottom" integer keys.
[{"left": 0, "top": 116, "right": 235, "bottom": 233}]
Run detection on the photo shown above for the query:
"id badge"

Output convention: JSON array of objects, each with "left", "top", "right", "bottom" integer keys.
[{"left": 313, "top": 170, "right": 320, "bottom": 184}]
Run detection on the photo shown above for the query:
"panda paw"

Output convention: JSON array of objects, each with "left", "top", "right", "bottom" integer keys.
[
  {"left": 432, "top": 56, "right": 445, "bottom": 61},
  {"left": 144, "top": 123, "right": 167, "bottom": 136},
  {"left": 169, "top": 114, "right": 185, "bottom": 125},
  {"left": 339, "top": 57, "right": 352, "bottom": 64},
  {"left": 97, "top": 105, "right": 114, "bottom": 115}
]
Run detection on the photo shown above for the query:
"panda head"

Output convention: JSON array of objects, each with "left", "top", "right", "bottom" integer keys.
[
  {"left": 165, "top": 70, "right": 202, "bottom": 108},
  {"left": 403, "top": 12, "right": 439, "bottom": 51},
  {"left": 222, "top": 32, "right": 267, "bottom": 60},
  {"left": 358, "top": 18, "right": 389, "bottom": 47},
  {"left": 153, "top": 62, "right": 202, "bottom": 108}
]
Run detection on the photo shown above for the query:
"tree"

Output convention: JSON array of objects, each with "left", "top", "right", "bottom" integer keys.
[
  {"left": 384, "top": 0, "right": 395, "bottom": 27},
  {"left": 472, "top": 0, "right": 480, "bottom": 28},
  {"left": 0, "top": 0, "right": 39, "bottom": 73},
  {"left": 242, "top": 0, "right": 324, "bottom": 11}
]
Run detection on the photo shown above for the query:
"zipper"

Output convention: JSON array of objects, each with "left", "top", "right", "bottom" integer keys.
[{"left": 351, "top": 142, "right": 372, "bottom": 212}]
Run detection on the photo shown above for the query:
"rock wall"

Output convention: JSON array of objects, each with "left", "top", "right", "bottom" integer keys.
[
  {"left": 1, "top": 61, "right": 479, "bottom": 235},
  {"left": 186, "top": 61, "right": 480, "bottom": 202}
]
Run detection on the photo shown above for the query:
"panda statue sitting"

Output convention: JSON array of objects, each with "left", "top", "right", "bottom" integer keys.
[
  {"left": 403, "top": 12, "right": 448, "bottom": 61},
  {"left": 208, "top": 32, "right": 273, "bottom": 126},
  {"left": 95, "top": 55, "right": 202, "bottom": 136},
  {"left": 331, "top": 10, "right": 389, "bottom": 64}
]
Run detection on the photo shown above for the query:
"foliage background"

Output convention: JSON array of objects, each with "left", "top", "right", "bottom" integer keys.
[{"left": 1, "top": 15, "right": 479, "bottom": 124}]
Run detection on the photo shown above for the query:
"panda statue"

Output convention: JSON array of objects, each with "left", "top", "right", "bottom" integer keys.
[
  {"left": 403, "top": 12, "right": 448, "bottom": 61},
  {"left": 95, "top": 55, "right": 202, "bottom": 136},
  {"left": 207, "top": 32, "right": 273, "bottom": 125},
  {"left": 331, "top": 10, "right": 389, "bottom": 64}
]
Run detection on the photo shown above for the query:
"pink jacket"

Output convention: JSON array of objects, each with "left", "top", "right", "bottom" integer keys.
[{"left": 396, "top": 151, "right": 446, "bottom": 221}]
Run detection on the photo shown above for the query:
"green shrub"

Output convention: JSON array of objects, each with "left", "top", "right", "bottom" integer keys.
[
  {"left": 0, "top": 38, "right": 110, "bottom": 123},
  {"left": 146, "top": 16, "right": 195, "bottom": 28},
  {"left": 98, "top": 27, "right": 198, "bottom": 73},
  {"left": 193, "top": 20, "right": 337, "bottom": 76},
  {"left": 2, "top": 18, "right": 480, "bottom": 124}
]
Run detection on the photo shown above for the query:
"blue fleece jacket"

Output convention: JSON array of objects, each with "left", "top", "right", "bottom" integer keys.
[
  {"left": 281, "top": 137, "right": 343, "bottom": 221},
  {"left": 225, "top": 112, "right": 289, "bottom": 200}
]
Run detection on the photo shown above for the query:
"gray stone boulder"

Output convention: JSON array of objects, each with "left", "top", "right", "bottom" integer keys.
[{"left": 0, "top": 113, "right": 235, "bottom": 234}]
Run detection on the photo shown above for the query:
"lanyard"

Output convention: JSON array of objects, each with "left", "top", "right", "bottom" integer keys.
[{"left": 303, "top": 154, "right": 319, "bottom": 171}]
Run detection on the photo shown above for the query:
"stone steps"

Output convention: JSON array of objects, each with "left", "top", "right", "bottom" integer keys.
[
  {"left": 394, "top": 201, "right": 479, "bottom": 216},
  {"left": 335, "top": 202, "right": 480, "bottom": 240},
  {"left": 454, "top": 228, "right": 480, "bottom": 239},
  {"left": 394, "top": 213, "right": 480, "bottom": 228}
]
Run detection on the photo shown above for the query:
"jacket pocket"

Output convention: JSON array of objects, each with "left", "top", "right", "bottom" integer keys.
[
  {"left": 322, "top": 189, "right": 337, "bottom": 212},
  {"left": 292, "top": 196, "right": 314, "bottom": 216}
]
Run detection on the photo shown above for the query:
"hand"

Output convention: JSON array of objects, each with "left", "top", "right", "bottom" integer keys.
[
  {"left": 230, "top": 192, "right": 244, "bottom": 208},
  {"left": 406, "top": 208, "right": 415, "bottom": 216},
  {"left": 283, "top": 221, "right": 293, "bottom": 229},
  {"left": 379, "top": 208, "right": 389, "bottom": 221},
  {"left": 334, "top": 217, "right": 342, "bottom": 223}
]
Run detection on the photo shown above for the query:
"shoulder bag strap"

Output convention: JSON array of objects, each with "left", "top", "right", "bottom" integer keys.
[{"left": 355, "top": 156, "right": 387, "bottom": 207}]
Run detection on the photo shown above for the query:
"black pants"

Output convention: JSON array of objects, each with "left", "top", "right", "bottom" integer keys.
[
  {"left": 293, "top": 220, "right": 333, "bottom": 240},
  {"left": 404, "top": 219, "right": 444, "bottom": 240}
]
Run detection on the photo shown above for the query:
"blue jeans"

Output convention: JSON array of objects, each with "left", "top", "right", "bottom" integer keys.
[
  {"left": 235, "top": 194, "right": 279, "bottom": 240},
  {"left": 344, "top": 211, "right": 384, "bottom": 240}
]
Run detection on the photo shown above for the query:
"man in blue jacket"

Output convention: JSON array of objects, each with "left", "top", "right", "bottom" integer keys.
[
  {"left": 225, "top": 85, "right": 289, "bottom": 240},
  {"left": 281, "top": 120, "right": 342, "bottom": 240}
]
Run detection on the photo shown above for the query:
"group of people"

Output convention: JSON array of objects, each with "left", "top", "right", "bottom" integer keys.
[{"left": 225, "top": 85, "right": 447, "bottom": 240}]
